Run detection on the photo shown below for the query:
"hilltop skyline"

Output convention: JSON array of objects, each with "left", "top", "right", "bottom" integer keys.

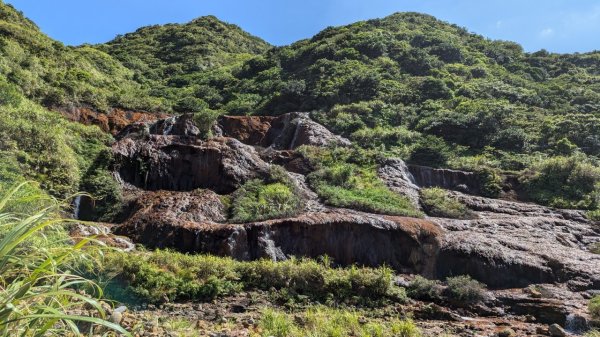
[{"left": 4, "top": 0, "right": 600, "bottom": 53}]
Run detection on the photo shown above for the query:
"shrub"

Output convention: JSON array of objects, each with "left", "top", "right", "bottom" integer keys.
[
  {"left": 521, "top": 155, "right": 600, "bottom": 209},
  {"left": 0, "top": 183, "right": 129, "bottom": 336},
  {"left": 590, "top": 296, "right": 600, "bottom": 321},
  {"left": 98, "top": 250, "right": 399, "bottom": 305},
  {"left": 588, "top": 210, "right": 600, "bottom": 222},
  {"left": 406, "top": 276, "right": 443, "bottom": 301},
  {"left": 230, "top": 167, "right": 303, "bottom": 222},
  {"left": 445, "top": 275, "right": 486, "bottom": 304},
  {"left": 419, "top": 188, "right": 474, "bottom": 219},
  {"left": 308, "top": 163, "right": 422, "bottom": 217},
  {"left": 192, "top": 109, "right": 221, "bottom": 139},
  {"left": 408, "top": 136, "right": 452, "bottom": 168}
]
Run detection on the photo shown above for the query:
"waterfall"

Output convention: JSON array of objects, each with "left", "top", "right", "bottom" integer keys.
[
  {"left": 162, "top": 116, "right": 177, "bottom": 135},
  {"left": 395, "top": 160, "right": 419, "bottom": 188},
  {"left": 564, "top": 313, "right": 588, "bottom": 334},
  {"left": 72, "top": 195, "right": 82, "bottom": 219}
]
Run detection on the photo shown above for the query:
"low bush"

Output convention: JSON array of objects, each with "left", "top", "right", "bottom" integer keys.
[
  {"left": 98, "top": 250, "right": 400, "bottom": 305},
  {"left": 521, "top": 155, "right": 600, "bottom": 209},
  {"left": 445, "top": 275, "right": 486, "bottom": 304},
  {"left": 406, "top": 276, "right": 443, "bottom": 301},
  {"left": 192, "top": 109, "right": 221, "bottom": 139},
  {"left": 260, "top": 307, "right": 421, "bottom": 337},
  {"left": 230, "top": 166, "right": 303, "bottom": 222},
  {"left": 419, "top": 188, "right": 474, "bottom": 219},
  {"left": 590, "top": 295, "right": 600, "bottom": 321},
  {"left": 308, "top": 163, "right": 422, "bottom": 217},
  {"left": 588, "top": 210, "right": 600, "bottom": 222}
]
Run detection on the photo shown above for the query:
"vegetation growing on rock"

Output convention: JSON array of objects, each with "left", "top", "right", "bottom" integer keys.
[
  {"left": 419, "top": 187, "right": 474, "bottom": 219},
  {"left": 95, "top": 250, "right": 398, "bottom": 305},
  {"left": 230, "top": 166, "right": 304, "bottom": 222},
  {"left": 303, "top": 146, "right": 423, "bottom": 216}
]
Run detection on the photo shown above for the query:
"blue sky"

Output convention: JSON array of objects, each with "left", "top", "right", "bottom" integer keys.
[{"left": 4, "top": 0, "right": 600, "bottom": 53}]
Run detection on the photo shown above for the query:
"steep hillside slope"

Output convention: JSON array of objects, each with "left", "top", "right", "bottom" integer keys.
[{"left": 97, "top": 16, "right": 271, "bottom": 113}]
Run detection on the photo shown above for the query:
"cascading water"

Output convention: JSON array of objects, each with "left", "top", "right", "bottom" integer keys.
[
  {"left": 564, "top": 313, "right": 589, "bottom": 334},
  {"left": 72, "top": 195, "right": 82, "bottom": 219},
  {"left": 162, "top": 116, "right": 177, "bottom": 135}
]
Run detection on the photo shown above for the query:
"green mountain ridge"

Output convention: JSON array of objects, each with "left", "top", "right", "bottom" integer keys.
[{"left": 1, "top": 1, "right": 600, "bottom": 212}]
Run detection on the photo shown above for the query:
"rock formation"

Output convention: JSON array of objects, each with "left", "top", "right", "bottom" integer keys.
[{"left": 217, "top": 112, "right": 351, "bottom": 149}]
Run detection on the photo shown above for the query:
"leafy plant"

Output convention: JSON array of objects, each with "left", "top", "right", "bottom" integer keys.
[
  {"left": 230, "top": 166, "right": 303, "bottom": 222},
  {"left": 406, "top": 276, "right": 443, "bottom": 301},
  {"left": 0, "top": 183, "right": 129, "bottom": 336},
  {"left": 444, "top": 275, "right": 486, "bottom": 305},
  {"left": 420, "top": 188, "right": 474, "bottom": 219}
]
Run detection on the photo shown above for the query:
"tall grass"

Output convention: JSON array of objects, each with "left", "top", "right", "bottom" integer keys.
[
  {"left": 260, "top": 307, "right": 421, "bottom": 337},
  {"left": 0, "top": 182, "right": 129, "bottom": 336}
]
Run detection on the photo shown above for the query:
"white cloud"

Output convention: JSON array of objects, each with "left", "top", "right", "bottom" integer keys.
[
  {"left": 539, "top": 27, "right": 554, "bottom": 38},
  {"left": 496, "top": 20, "right": 503, "bottom": 28}
]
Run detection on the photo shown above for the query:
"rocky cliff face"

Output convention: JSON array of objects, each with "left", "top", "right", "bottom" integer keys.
[
  {"left": 88, "top": 112, "right": 600, "bottom": 331},
  {"left": 217, "top": 112, "right": 351, "bottom": 149},
  {"left": 60, "top": 107, "right": 168, "bottom": 135}
]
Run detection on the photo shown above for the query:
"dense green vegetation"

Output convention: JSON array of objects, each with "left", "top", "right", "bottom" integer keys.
[
  {"left": 2, "top": 1, "right": 600, "bottom": 210},
  {"left": 230, "top": 166, "right": 303, "bottom": 222},
  {"left": 0, "top": 183, "right": 128, "bottom": 336},
  {"left": 520, "top": 155, "right": 600, "bottom": 209},
  {"left": 302, "top": 146, "right": 423, "bottom": 216},
  {"left": 259, "top": 307, "right": 421, "bottom": 337},
  {"left": 0, "top": 90, "right": 113, "bottom": 199},
  {"left": 96, "top": 250, "right": 399, "bottom": 305},
  {"left": 97, "top": 15, "right": 270, "bottom": 113},
  {"left": 94, "top": 10, "right": 600, "bottom": 210},
  {"left": 419, "top": 187, "right": 474, "bottom": 219}
]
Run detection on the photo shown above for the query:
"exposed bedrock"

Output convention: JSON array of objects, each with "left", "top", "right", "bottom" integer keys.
[
  {"left": 60, "top": 106, "right": 168, "bottom": 135},
  {"left": 113, "top": 135, "right": 271, "bottom": 194},
  {"left": 408, "top": 164, "right": 481, "bottom": 194},
  {"left": 217, "top": 112, "right": 350, "bottom": 149},
  {"left": 114, "top": 209, "right": 442, "bottom": 276},
  {"left": 432, "top": 193, "right": 600, "bottom": 290},
  {"left": 378, "top": 159, "right": 600, "bottom": 290}
]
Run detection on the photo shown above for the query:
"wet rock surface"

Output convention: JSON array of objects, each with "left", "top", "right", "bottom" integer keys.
[
  {"left": 113, "top": 135, "right": 271, "bottom": 194},
  {"left": 217, "top": 112, "right": 350, "bottom": 149},
  {"left": 60, "top": 106, "right": 167, "bottom": 135},
  {"left": 97, "top": 114, "right": 600, "bottom": 333},
  {"left": 115, "top": 209, "right": 442, "bottom": 276},
  {"left": 408, "top": 164, "right": 481, "bottom": 194}
]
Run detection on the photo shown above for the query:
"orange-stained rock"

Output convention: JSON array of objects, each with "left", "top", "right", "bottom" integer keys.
[
  {"left": 217, "top": 115, "right": 277, "bottom": 147},
  {"left": 114, "top": 207, "right": 442, "bottom": 277},
  {"left": 59, "top": 107, "right": 168, "bottom": 135},
  {"left": 216, "top": 112, "right": 350, "bottom": 149}
]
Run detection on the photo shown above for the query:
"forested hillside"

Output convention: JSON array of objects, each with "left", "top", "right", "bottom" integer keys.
[
  {"left": 98, "top": 12, "right": 600, "bottom": 211},
  {"left": 1, "top": 1, "right": 600, "bottom": 210},
  {"left": 3, "top": 2, "right": 600, "bottom": 335}
]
